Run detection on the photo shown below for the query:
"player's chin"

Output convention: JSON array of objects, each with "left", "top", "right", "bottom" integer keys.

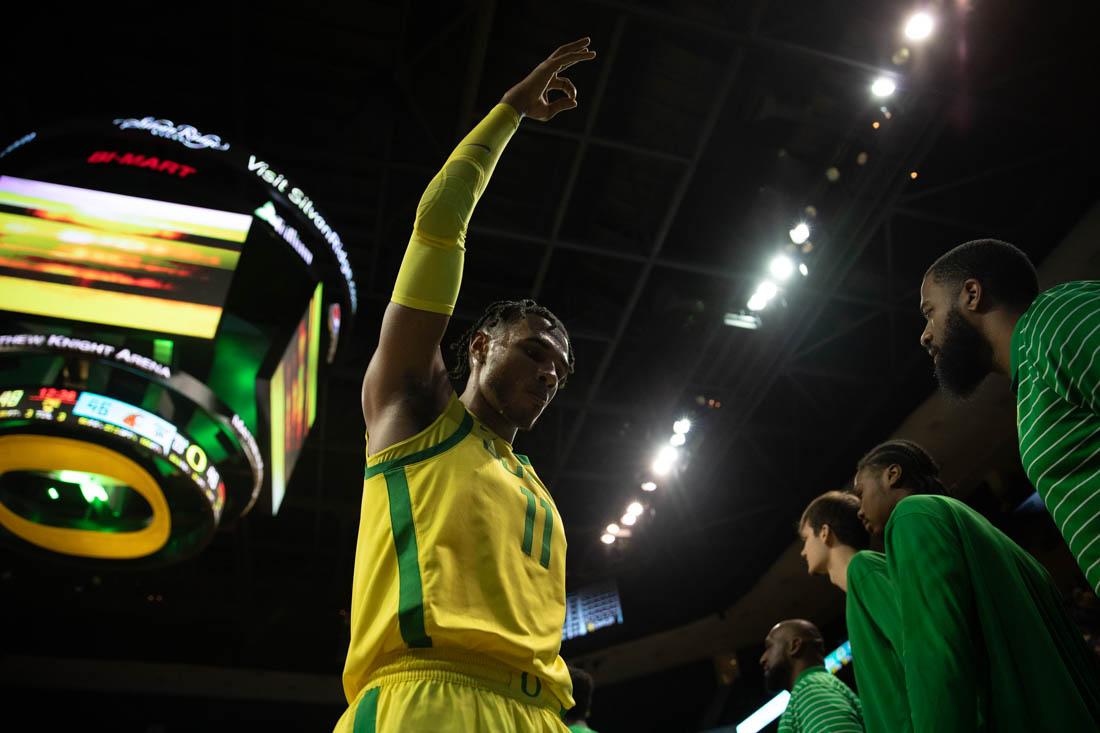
[{"left": 516, "top": 408, "right": 544, "bottom": 431}]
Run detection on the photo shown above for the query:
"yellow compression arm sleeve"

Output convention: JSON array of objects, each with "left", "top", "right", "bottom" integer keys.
[{"left": 391, "top": 103, "right": 521, "bottom": 315}]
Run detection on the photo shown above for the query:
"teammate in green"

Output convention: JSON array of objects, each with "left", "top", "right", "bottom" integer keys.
[
  {"left": 563, "top": 666, "right": 599, "bottom": 733},
  {"left": 760, "top": 619, "right": 864, "bottom": 733},
  {"left": 920, "top": 239, "right": 1100, "bottom": 594},
  {"left": 853, "top": 439, "right": 1100, "bottom": 732},
  {"left": 798, "top": 491, "right": 909, "bottom": 733},
  {"left": 335, "top": 39, "right": 596, "bottom": 733}
]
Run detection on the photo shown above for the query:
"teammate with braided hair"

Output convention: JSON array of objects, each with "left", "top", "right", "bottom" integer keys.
[
  {"left": 334, "top": 39, "right": 595, "bottom": 733},
  {"left": 851, "top": 439, "right": 1100, "bottom": 732}
]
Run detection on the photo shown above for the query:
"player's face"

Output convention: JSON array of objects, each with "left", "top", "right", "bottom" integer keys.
[
  {"left": 920, "top": 274, "right": 993, "bottom": 398},
  {"left": 480, "top": 316, "right": 570, "bottom": 431},
  {"left": 759, "top": 626, "right": 792, "bottom": 692},
  {"left": 799, "top": 522, "right": 829, "bottom": 575},
  {"left": 853, "top": 467, "right": 892, "bottom": 535}
]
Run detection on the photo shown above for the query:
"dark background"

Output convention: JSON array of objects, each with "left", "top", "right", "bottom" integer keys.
[{"left": 3, "top": 1, "right": 1099, "bottom": 730}]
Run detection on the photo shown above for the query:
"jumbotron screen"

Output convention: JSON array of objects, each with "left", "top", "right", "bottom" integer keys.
[
  {"left": 269, "top": 282, "right": 321, "bottom": 514},
  {"left": 563, "top": 579, "right": 624, "bottom": 641},
  {"left": 0, "top": 175, "right": 251, "bottom": 338}
]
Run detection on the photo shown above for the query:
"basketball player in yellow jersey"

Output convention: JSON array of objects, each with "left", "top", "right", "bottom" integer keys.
[{"left": 332, "top": 39, "right": 596, "bottom": 733}]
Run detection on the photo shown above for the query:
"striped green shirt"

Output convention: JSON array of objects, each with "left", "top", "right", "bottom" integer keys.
[
  {"left": 1013, "top": 280, "right": 1100, "bottom": 594},
  {"left": 777, "top": 666, "right": 864, "bottom": 733}
]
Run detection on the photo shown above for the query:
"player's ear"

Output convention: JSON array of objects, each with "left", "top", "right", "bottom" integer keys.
[
  {"left": 469, "top": 330, "right": 490, "bottom": 369},
  {"left": 885, "top": 463, "right": 902, "bottom": 489}
]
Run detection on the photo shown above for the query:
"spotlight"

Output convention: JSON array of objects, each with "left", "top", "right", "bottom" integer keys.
[
  {"left": 872, "top": 121, "right": 881, "bottom": 129},
  {"left": 673, "top": 418, "right": 692, "bottom": 434},
  {"left": 627, "top": 501, "right": 644, "bottom": 516},
  {"left": 601, "top": 533, "right": 616, "bottom": 544},
  {"left": 621, "top": 513, "right": 637, "bottom": 526},
  {"left": 670, "top": 433, "right": 686, "bottom": 447},
  {"left": 47, "top": 487, "right": 59, "bottom": 500},
  {"left": 652, "top": 445, "right": 679, "bottom": 475},
  {"left": 641, "top": 481, "right": 657, "bottom": 492},
  {"left": 856, "top": 151, "right": 868, "bottom": 166},
  {"left": 747, "top": 294, "right": 768, "bottom": 312},
  {"left": 724, "top": 312, "right": 761, "bottom": 329},
  {"left": 909, "top": 171, "right": 919, "bottom": 180},
  {"left": 788, "top": 222, "right": 810, "bottom": 244},
  {"left": 769, "top": 255, "right": 795, "bottom": 281},
  {"left": 825, "top": 167, "right": 840, "bottom": 182},
  {"left": 799, "top": 263, "right": 809, "bottom": 277},
  {"left": 871, "top": 77, "right": 896, "bottom": 98},
  {"left": 904, "top": 11, "right": 934, "bottom": 41},
  {"left": 607, "top": 523, "right": 620, "bottom": 534},
  {"left": 755, "top": 281, "right": 778, "bottom": 301}
]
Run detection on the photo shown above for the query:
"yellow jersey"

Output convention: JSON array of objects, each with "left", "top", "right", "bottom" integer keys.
[{"left": 342, "top": 392, "right": 573, "bottom": 710}]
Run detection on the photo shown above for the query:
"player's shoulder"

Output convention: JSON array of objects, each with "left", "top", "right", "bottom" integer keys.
[
  {"left": 886, "top": 494, "right": 960, "bottom": 533},
  {"left": 890, "top": 494, "right": 993, "bottom": 535},
  {"left": 1024, "top": 281, "right": 1100, "bottom": 331},
  {"left": 848, "top": 550, "right": 887, "bottom": 578}
]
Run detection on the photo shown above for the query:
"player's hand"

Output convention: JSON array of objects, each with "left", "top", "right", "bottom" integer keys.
[{"left": 500, "top": 37, "right": 596, "bottom": 122}]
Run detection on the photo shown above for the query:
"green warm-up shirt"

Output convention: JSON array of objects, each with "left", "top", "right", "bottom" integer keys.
[
  {"left": 846, "top": 551, "right": 910, "bottom": 733},
  {"left": 776, "top": 666, "right": 864, "bottom": 733},
  {"left": 885, "top": 494, "right": 1100, "bottom": 732},
  {"left": 1013, "top": 280, "right": 1100, "bottom": 594}
]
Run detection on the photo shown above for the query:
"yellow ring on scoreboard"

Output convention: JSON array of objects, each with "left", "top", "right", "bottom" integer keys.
[{"left": 0, "top": 435, "right": 171, "bottom": 559}]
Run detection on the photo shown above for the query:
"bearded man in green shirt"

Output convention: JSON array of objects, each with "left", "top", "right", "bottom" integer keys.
[
  {"left": 760, "top": 619, "right": 864, "bottom": 733},
  {"left": 921, "top": 238, "right": 1100, "bottom": 595},
  {"left": 799, "top": 491, "right": 908, "bottom": 733},
  {"left": 853, "top": 438, "right": 1100, "bottom": 732}
]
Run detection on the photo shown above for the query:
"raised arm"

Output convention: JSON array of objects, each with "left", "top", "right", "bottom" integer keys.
[{"left": 362, "top": 38, "right": 596, "bottom": 451}]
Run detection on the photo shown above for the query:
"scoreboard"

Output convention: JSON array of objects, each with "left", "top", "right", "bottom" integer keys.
[{"left": 0, "top": 115, "right": 357, "bottom": 566}]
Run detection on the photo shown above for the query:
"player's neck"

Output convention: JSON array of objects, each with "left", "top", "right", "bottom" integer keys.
[
  {"left": 787, "top": 658, "right": 818, "bottom": 689},
  {"left": 460, "top": 384, "right": 518, "bottom": 444},
  {"left": 987, "top": 308, "right": 1023, "bottom": 376},
  {"left": 827, "top": 545, "right": 858, "bottom": 592}
]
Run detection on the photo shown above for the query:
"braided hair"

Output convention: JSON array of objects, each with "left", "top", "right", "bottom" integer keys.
[
  {"left": 856, "top": 439, "right": 948, "bottom": 496},
  {"left": 449, "top": 298, "right": 574, "bottom": 385}
]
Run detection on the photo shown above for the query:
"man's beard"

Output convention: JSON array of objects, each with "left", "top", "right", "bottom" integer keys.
[
  {"left": 935, "top": 307, "right": 994, "bottom": 398},
  {"left": 764, "top": 659, "right": 791, "bottom": 692}
]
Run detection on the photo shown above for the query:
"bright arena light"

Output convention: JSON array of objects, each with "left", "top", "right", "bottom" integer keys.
[
  {"left": 673, "top": 418, "right": 692, "bottom": 434},
  {"left": 789, "top": 222, "right": 810, "bottom": 244},
  {"left": 871, "top": 77, "right": 896, "bottom": 98},
  {"left": 755, "top": 281, "right": 779, "bottom": 301},
  {"left": 747, "top": 294, "right": 768, "bottom": 312},
  {"left": 607, "top": 523, "right": 620, "bottom": 534},
  {"left": 904, "top": 11, "right": 934, "bottom": 41},
  {"left": 799, "top": 263, "right": 809, "bottom": 277},
  {"left": 600, "top": 533, "right": 616, "bottom": 544},
  {"left": 652, "top": 445, "right": 679, "bottom": 475},
  {"left": 769, "top": 255, "right": 795, "bottom": 281},
  {"left": 670, "top": 433, "right": 686, "bottom": 447},
  {"left": 627, "top": 501, "right": 644, "bottom": 516},
  {"left": 641, "top": 481, "right": 657, "bottom": 492},
  {"left": 621, "top": 513, "right": 637, "bottom": 526}
]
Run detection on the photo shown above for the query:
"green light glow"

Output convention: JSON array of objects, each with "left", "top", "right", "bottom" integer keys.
[
  {"left": 47, "top": 487, "right": 59, "bottom": 500},
  {"left": 58, "top": 471, "right": 110, "bottom": 504},
  {"left": 153, "top": 338, "right": 174, "bottom": 365},
  {"left": 79, "top": 479, "right": 109, "bottom": 504}
]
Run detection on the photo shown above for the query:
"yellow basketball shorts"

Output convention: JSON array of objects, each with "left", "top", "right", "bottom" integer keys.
[{"left": 333, "top": 650, "right": 569, "bottom": 733}]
